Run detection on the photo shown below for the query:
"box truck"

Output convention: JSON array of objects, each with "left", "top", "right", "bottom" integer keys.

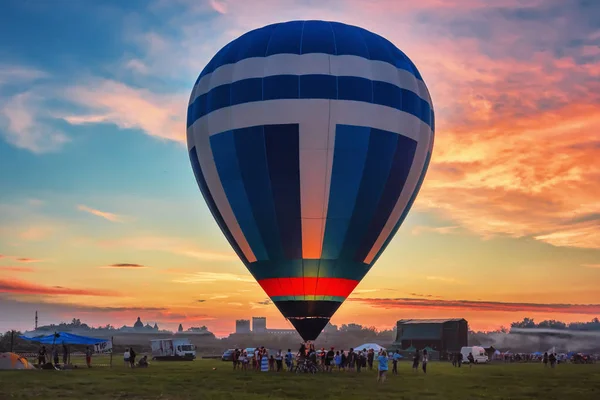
[{"left": 150, "top": 338, "right": 196, "bottom": 361}]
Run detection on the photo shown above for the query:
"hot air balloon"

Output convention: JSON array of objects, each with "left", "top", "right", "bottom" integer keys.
[{"left": 187, "top": 20, "right": 434, "bottom": 341}]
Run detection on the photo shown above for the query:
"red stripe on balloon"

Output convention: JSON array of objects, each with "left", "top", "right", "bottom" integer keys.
[{"left": 258, "top": 277, "right": 359, "bottom": 298}]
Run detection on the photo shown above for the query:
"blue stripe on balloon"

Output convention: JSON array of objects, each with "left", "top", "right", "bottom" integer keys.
[
  {"left": 187, "top": 75, "right": 432, "bottom": 129},
  {"left": 264, "top": 75, "right": 299, "bottom": 100},
  {"left": 264, "top": 124, "right": 303, "bottom": 260},
  {"left": 196, "top": 21, "right": 423, "bottom": 82},
  {"left": 233, "top": 125, "right": 285, "bottom": 261},
  {"left": 370, "top": 150, "right": 433, "bottom": 267},
  {"left": 337, "top": 128, "right": 398, "bottom": 262},
  {"left": 354, "top": 134, "right": 418, "bottom": 262},
  {"left": 321, "top": 125, "right": 371, "bottom": 259},
  {"left": 247, "top": 259, "right": 367, "bottom": 281},
  {"left": 188, "top": 146, "right": 248, "bottom": 265},
  {"left": 210, "top": 131, "right": 269, "bottom": 261}
]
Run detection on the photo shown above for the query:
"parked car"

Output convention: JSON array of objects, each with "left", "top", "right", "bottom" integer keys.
[{"left": 221, "top": 349, "right": 235, "bottom": 362}]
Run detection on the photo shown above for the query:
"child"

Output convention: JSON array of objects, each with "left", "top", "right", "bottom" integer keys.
[
  {"left": 335, "top": 351, "right": 342, "bottom": 371},
  {"left": 239, "top": 351, "right": 247, "bottom": 371},
  {"left": 269, "top": 355, "right": 275, "bottom": 371}
]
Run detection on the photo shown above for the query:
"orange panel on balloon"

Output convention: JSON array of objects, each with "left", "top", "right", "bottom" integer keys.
[
  {"left": 301, "top": 218, "right": 325, "bottom": 259},
  {"left": 258, "top": 277, "right": 359, "bottom": 298}
]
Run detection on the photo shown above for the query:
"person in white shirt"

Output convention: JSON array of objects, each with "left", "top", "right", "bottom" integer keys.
[{"left": 124, "top": 349, "right": 130, "bottom": 367}]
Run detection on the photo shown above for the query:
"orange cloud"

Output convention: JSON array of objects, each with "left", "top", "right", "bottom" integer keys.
[
  {"left": 0, "top": 279, "right": 119, "bottom": 297},
  {"left": 349, "top": 297, "right": 600, "bottom": 315},
  {"left": 77, "top": 204, "right": 123, "bottom": 222}
]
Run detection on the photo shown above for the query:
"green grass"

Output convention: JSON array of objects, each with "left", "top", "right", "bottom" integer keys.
[{"left": 0, "top": 359, "right": 599, "bottom": 400}]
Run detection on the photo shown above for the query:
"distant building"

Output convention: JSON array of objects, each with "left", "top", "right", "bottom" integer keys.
[
  {"left": 394, "top": 318, "right": 468, "bottom": 355},
  {"left": 252, "top": 317, "right": 267, "bottom": 333},
  {"left": 134, "top": 317, "right": 144, "bottom": 330},
  {"left": 236, "top": 319, "right": 251, "bottom": 334}
]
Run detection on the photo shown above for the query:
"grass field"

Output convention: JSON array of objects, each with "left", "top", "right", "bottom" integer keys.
[{"left": 0, "top": 357, "right": 599, "bottom": 400}]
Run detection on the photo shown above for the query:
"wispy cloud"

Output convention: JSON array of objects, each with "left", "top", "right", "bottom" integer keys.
[
  {"left": 209, "top": 295, "right": 229, "bottom": 300},
  {"left": 209, "top": 0, "right": 228, "bottom": 14},
  {"left": 98, "top": 236, "right": 238, "bottom": 262},
  {"left": 0, "top": 279, "right": 119, "bottom": 297},
  {"left": 582, "top": 264, "right": 600, "bottom": 269},
  {"left": 0, "top": 91, "right": 69, "bottom": 153},
  {"left": 0, "top": 266, "right": 36, "bottom": 273},
  {"left": 352, "top": 289, "right": 380, "bottom": 294},
  {"left": 349, "top": 297, "right": 600, "bottom": 315},
  {"left": 62, "top": 79, "right": 186, "bottom": 143},
  {"left": 15, "top": 257, "right": 43, "bottom": 263},
  {"left": 412, "top": 226, "right": 460, "bottom": 236},
  {"left": 77, "top": 204, "right": 124, "bottom": 222},
  {"left": 227, "top": 302, "right": 243, "bottom": 306},
  {"left": 172, "top": 272, "right": 254, "bottom": 284},
  {"left": 100, "top": 263, "right": 148, "bottom": 269},
  {"left": 426, "top": 276, "right": 460, "bottom": 284},
  {"left": 18, "top": 226, "right": 57, "bottom": 241}
]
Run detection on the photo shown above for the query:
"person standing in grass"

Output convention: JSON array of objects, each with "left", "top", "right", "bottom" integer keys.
[
  {"left": 543, "top": 352, "right": 548, "bottom": 367},
  {"left": 124, "top": 348, "right": 130, "bottom": 367},
  {"left": 467, "top": 352, "right": 474, "bottom": 367},
  {"left": 275, "top": 349, "right": 283, "bottom": 372},
  {"left": 367, "top": 349, "right": 374, "bottom": 370},
  {"left": 392, "top": 351, "right": 401, "bottom": 374},
  {"left": 334, "top": 351, "right": 342, "bottom": 371},
  {"left": 377, "top": 350, "right": 388, "bottom": 383},
  {"left": 285, "top": 349, "right": 293, "bottom": 371},
  {"left": 129, "top": 347, "right": 136, "bottom": 368},
  {"left": 412, "top": 350, "right": 420, "bottom": 372},
  {"left": 85, "top": 346, "right": 92, "bottom": 368},
  {"left": 62, "top": 343, "right": 69, "bottom": 365},
  {"left": 261, "top": 349, "right": 269, "bottom": 372},
  {"left": 422, "top": 349, "right": 429, "bottom": 374}
]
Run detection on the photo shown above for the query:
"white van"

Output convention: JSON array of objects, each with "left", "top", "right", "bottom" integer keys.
[{"left": 460, "top": 346, "right": 488, "bottom": 364}]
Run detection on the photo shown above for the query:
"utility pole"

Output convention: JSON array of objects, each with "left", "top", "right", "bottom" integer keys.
[
  {"left": 35, "top": 311, "right": 38, "bottom": 330},
  {"left": 10, "top": 330, "right": 15, "bottom": 353}
]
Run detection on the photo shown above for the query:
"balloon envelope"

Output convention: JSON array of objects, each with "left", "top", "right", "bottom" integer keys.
[{"left": 187, "top": 20, "right": 434, "bottom": 340}]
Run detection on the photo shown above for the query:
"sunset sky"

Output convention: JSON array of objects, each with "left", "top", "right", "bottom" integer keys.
[{"left": 1, "top": 0, "right": 599, "bottom": 337}]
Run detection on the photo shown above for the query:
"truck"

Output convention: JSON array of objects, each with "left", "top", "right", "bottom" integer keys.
[{"left": 150, "top": 338, "right": 196, "bottom": 361}]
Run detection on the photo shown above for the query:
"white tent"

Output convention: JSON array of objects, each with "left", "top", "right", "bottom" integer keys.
[{"left": 354, "top": 343, "right": 386, "bottom": 352}]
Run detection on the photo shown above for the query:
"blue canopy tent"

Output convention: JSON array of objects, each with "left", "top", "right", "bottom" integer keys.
[
  {"left": 20, "top": 332, "right": 113, "bottom": 367},
  {"left": 20, "top": 332, "right": 109, "bottom": 346}
]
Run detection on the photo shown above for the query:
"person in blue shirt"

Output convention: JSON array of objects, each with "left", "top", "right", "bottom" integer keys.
[
  {"left": 285, "top": 349, "right": 293, "bottom": 371},
  {"left": 334, "top": 351, "right": 342, "bottom": 371},
  {"left": 377, "top": 350, "right": 389, "bottom": 383}
]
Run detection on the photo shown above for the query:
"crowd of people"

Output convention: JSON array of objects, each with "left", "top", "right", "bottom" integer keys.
[{"left": 227, "top": 342, "right": 431, "bottom": 382}]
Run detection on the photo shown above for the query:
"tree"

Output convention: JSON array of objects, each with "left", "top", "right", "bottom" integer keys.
[{"left": 178, "top": 324, "right": 183, "bottom": 333}]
